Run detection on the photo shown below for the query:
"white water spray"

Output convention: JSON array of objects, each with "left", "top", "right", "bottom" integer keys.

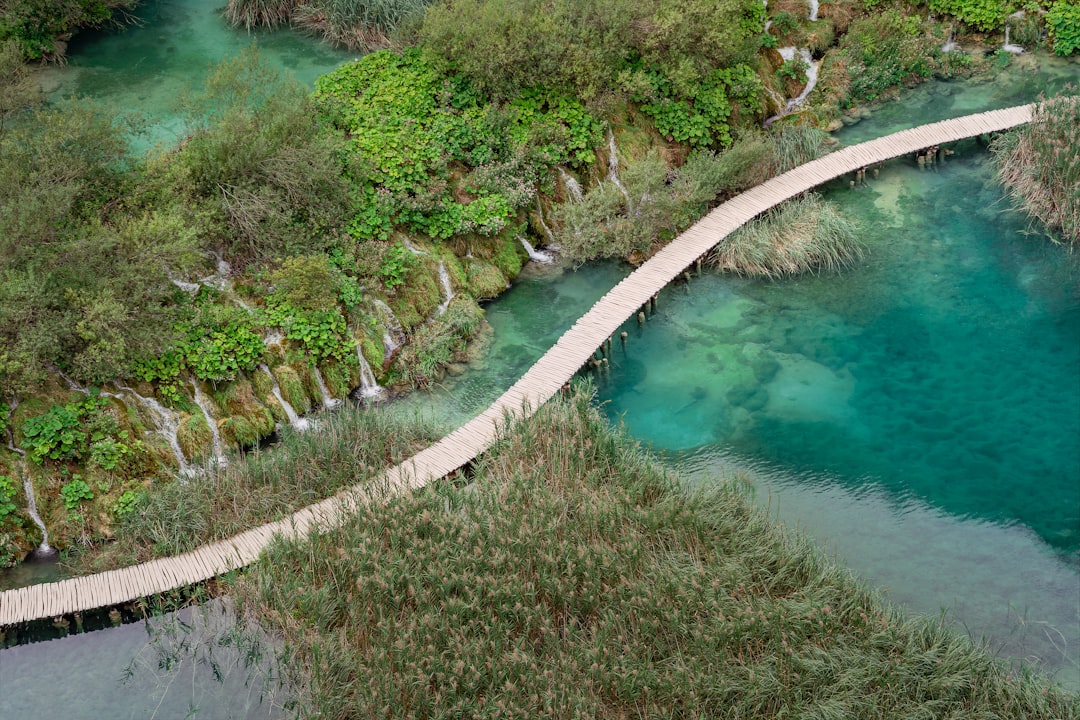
[
  {"left": 764, "top": 47, "right": 822, "bottom": 126},
  {"left": 355, "top": 345, "right": 386, "bottom": 401},
  {"left": 115, "top": 383, "right": 193, "bottom": 476},
  {"left": 518, "top": 235, "right": 554, "bottom": 264},
  {"left": 23, "top": 473, "right": 54, "bottom": 555},
  {"left": 535, "top": 197, "right": 558, "bottom": 246},
  {"left": 371, "top": 298, "right": 405, "bottom": 361},
  {"left": 941, "top": 25, "right": 959, "bottom": 52},
  {"left": 1002, "top": 14, "right": 1024, "bottom": 54},
  {"left": 806, "top": 0, "right": 818, "bottom": 21},
  {"left": 436, "top": 262, "right": 455, "bottom": 316},
  {"left": 190, "top": 380, "right": 227, "bottom": 467},
  {"left": 259, "top": 364, "right": 309, "bottom": 431},
  {"left": 558, "top": 168, "right": 584, "bottom": 203},
  {"left": 312, "top": 366, "right": 342, "bottom": 409}
]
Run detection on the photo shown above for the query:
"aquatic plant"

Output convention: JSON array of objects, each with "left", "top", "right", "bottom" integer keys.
[
  {"left": 992, "top": 93, "right": 1080, "bottom": 244},
  {"left": 222, "top": 0, "right": 298, "bottom": 30},
  {"left": 232, "top": 389, "right": 1077, "bottom": 719},
  {"left": 293, "top": 0, "right": 435, "bottom": 50},
  {"left": 709, "top": 193, "right": 863, "bottom": 277}
]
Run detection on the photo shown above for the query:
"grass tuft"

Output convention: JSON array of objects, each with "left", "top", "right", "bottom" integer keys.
[{"left": 709, "top": 192, "right": 864, "bottom": 278}]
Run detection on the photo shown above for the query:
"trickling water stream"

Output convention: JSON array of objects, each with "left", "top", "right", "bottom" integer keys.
[
  {"left": 518, "top": 235, "right": 554, "bottom": 264},
  {"left": 190, "top": 380, "right": 227, "bottom": 466},
  {"left": 355, "top": 346, "right": 385, "bottom": 401},
  {"left": 312, "top": 366, "right": 341, "bottom": 409},
  {"left": 436, "top": 262, "right": 455, "bottom": 316},
  {"left": 259, "top": 364, "right": 308, "bottom": 431},
  {"left": 114, "top": 382, "right": 192, "bottom": 475},
  {"left": 606, "top": 130, "right": 633, "bottom": 212}
]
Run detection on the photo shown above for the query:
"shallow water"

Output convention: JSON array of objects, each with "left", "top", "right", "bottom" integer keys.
[
  {"left": 38, "top": 0, "right": 350, "bottom": 149},
  {"left": 0, "top": 598, "right": 284, "bottom": 719},
  {"left": 593, "top": 148, "right": 1080, "bottom": 686}
]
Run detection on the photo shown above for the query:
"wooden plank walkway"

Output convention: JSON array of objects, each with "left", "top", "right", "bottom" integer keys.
[{"left": 0, "top": 104, "right": 1034, "bottom": 627}]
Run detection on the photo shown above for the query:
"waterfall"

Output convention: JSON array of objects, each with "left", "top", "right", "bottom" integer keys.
[
  {"left": 764, "top": 48, "right": 822, "bottom": 127},
  {"left": 1002, "top": 15, "right": 1024, "bottom": 54},
  {"left": 114, "top": 383, "right": 192, "bottom": 476},
  {"left": 606, "top": 130, "right": 633, "bottom": 213},
  {"left": 518, "top": 235, "right": 554, "bottom": 264},
  {"left": 312, "top": 366, "right": 342, "bottom": 409},
  {"left": 806, "top": 0, "right": 818, "bottom": 21},
  {"left": 190, "top": 380, "right": 227, "bottom": 467},
  {"left": 941, "top": 25, "right": 959, "bottom": 52},
  {"left": 23, "top": 471, "right": 56, "bottom": 558},
  {"left": 558, "top": 168, "right": 584, "bottom": 203},
  {"left": 171, "top": 277, "right": 201, "bottom": 294},
  {"left": 402, "top": 239, "right": 427, "bottom": 256},
  {"left": 535, "top": 197, "right": 558, "bottom": 246},
  {"left": 259, "top": 364, "right": 309, "bottom": 431},
  {"left": 355, "top": 345, "right": 386, "bottom": 401},
  {"left": 371, "top": 298, "right": 405, "bottom": 361},
  {"left": 263, "top": 329, "right": 285, "bottom": 348},
  {"left": 436, "top": 262, "right": 455, "bottom": 316}
]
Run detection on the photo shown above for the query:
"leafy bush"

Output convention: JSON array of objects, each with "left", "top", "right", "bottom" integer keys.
[
  {"left": 1047, "top": 0, "right": 1080, "bottom": 56},
  {"left": 926, "top": 0, "right": 1016, "bottom": 32},
  {"left": 60, "top": 476, "right": 94, "bottom": 511},
  {"left": 0, "top": 475, "right": 18, "bottom": 524},
  {"left": 0, "top": 0, "right": 136, "bottom": 59},
  {"left": 378, "top": 242, "right": 417, "bottom": 290},
  {"left": 23, "top": 402, "right": 89, "bottom": 464},
  {"left": 833, "top": 11, "right": 943, "bottom": 104}
]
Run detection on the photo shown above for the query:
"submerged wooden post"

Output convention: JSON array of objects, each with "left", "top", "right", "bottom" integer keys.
[{"left": 620, "top": 331, "right": 628, "bottom": 349}]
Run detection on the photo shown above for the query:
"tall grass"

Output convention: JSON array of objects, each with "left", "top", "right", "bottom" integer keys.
[
  {"left": 75, "top": 406, "right": 441, "bottom": 572},
  {"left": 232, "top": 388, "right": 1077, "bottom": 719},
  {"left": 709, "top": 192, "right": 864, "bottom": 277},
  {"left": 992, "top": 93, "right": 1080, "bottom": 245},
  {"left": 293, "top": 0, "right": 435, "bottom": 50},
  {"left": 223, "top": 0, "right": 297, "bottom": 30}
]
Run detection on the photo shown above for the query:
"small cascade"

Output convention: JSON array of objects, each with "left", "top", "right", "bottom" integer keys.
[
  {"left": 171, "top": 277, "right": 201, "bottom": 294},
  {"left": 535, "top": 197, "right": 558, "bottom": 246},
  {"left": 764, "top": 84, "right": 788, "bottom": 113},
  {"left": 22, "top": 471, "right": 57, "bottom": 560},
  {"left": 941, "top": 25, "right": 959, "bottom": 52},
  {"left": 558, "top": 168, "right": 584, "bottom": 203},
  {"left": 114, "top": 383, "right": 192, "bottom": 476},
  {"left": 806, "top": 0, "right": 818, "bottom": 20},
  {"left": 764, "top": 48, "right": 822, "bottom": 126},
  {"left": 1002, "top": 15, "right": 1024, "bottom": 54},
  {"left": 402, "top": 239, "right": 427, "bottom": 256},
  {"left": 518, "top": 235, "right": 554, "bottom": 264},
  {"left": 370, "top": 298, "right": 405, "bottom": 361},
  {"left": 190, "top": 380, "right": 227, "bottom": 467},
  {"left": 312, "top": 366, "right": 342, "bottom": 409},
  {"left": 259, "top": 364, "right": 309, "bottom": 431},
  {"left": 199, "top": 252, "right": 232, "bottom": 291},
  {"left": 436, "top": 261, "right": 455, "bottom": 316},
  {"left": 355, "top": 345, "right": 386, "bottom": 401},
  {"left": 606, "top": 130, "right": 633, "bottom": 212},
  {"left": 56, "top": 369, "right": 87, "bottom": 394}
]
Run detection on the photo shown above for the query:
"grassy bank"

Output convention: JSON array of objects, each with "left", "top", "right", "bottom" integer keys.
[
  {"left": 72, "top": 406, "right": 441, "bottom": 573},
  {"left": 992, "top": 93, "right": 1080, "bottom": 245},
  {"left": 232, "top": 390, "right": 1077, "bottom": 718}
]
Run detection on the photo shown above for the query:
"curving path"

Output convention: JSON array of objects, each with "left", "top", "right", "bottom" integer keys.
[{"left": 0, "top": 104, "right": 1034, "bottom": 626}]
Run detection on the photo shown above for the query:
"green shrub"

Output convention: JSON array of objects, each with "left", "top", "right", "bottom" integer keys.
[
  {"left": 834, "top": 11, "right": 942, "bottom": 103},
  {"left": 1047, "top": 0, "right": 1080, "bottom": 56},
  {"left": 60, "top": 476, "right": 94, "bottom": 511},
  {"left": 0, "top": 475, "right": 18, "bottom": 524},
  {"left": 926, "top": 0, "right": 1015, "bottom": 32}
]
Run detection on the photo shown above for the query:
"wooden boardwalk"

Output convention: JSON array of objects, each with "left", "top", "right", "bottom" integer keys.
[{"left": 0, "top": 104, "right": 1034, "bottom": 627}]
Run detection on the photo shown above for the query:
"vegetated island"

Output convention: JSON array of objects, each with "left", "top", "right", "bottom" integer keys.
[{"left": 222, "top": 388, "right": 1079, "bottom": 718}]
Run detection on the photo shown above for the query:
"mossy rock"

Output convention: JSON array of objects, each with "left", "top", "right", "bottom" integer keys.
[
  {"left": 361, "top": 337, "right": 384, "bottom": 375},
  {"left": 221, "top": 415, "right": 261, "bottom": 449},
  {"left": 222, "top": 381, "right": 276, "bottom": 438},
  {"left": 439, "top": 250, "right": 468, "bottom": 290},
  {"left": 467, "top": 259, "right": 509, "bottom": 299},
  {"left": 274, "top": 365, "right": 312, "bottom": 416},
  {"left": 490, "top": 233, "right": 525, "bottom": 280},
  {"left": 293, "top": 363, "right": 322, "bottom": 408},
  {"left": 249, "top": 367, "right": 274, "bottom": 403},
  {"left": 177, "top": 412, "right": 213, "bottom": 463},
  {"left": 320, "top": 357, "right": 355, "bottom": 400}
]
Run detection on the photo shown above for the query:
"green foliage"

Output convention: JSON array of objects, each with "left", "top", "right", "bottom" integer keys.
[
  {"left": 378, "top": 242, "right": 417, "bottom": 290},
  {"left": 0, "top": 475, "right": 18, "bottom": 523},
  {"left": 180, "top": 303, "right": 264, "bottom": 382},
  {"left": 391, "top": 298, "right": 483, "bottom": 387},
  {"left": 0, "top": 0, "right": 136, "bottom": 59},
  {"left": 927, "top": 0, "right": 1016, "bottom": 32},
  {"left": 60, "top": 475, "right": 93, "bottom": 511},
  {"left": 19, "top": 394, "right": 131, "bottom": 468},
  {"left": 419, "top": 0, "right": 764, "bottom": 103},
  {"left": 834, "top": 11, "right": 943, "bottom": 103},
  {"left": 22, "top": 402, "right": 89, "bottom": 463},
  {"left": 1047, "top": 0, "right": 1080, "bottom": 55},
  {"left": 778, "top": 54, "right": 810, "bottom": 84},
  {"left": 263, "top": 257, "right": 354, "bottom": 362},
  {"left": 88, "top": 433, "right": 131, "bottom": 470},
  {"left": 112, "top": 488, "right": 141, "bottom": 519}
]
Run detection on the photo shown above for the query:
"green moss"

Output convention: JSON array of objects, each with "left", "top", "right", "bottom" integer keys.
[
  {"left": 293, "top": 362, "right": 322, "bottom": 407},
  {"left": 321, "top": 357, "right": 356, "bottom": 399},
  {"left": 221, "top": 415, "right": 260, "bottom": 449},
  {"left": 489, "top": 233, "right": 525, "bottom": 280},
  {"left": 250, "top": 366, "right": 274, "bottom": 402},
  {"left": 361, "top": 338, "right": 384, "bottom": 376},
  {"left": 177, "top": 412, "right": 212, "bottom": 463},
  {"left": 274, "top": 365, "right": 313, "bottom": 415},
  {"left": 466, "top": 259, "right": 508, "bottom": 299}
]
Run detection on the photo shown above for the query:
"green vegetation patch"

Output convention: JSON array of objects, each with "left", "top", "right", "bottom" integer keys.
[
  {"left": 235, "top": 390, "right": 1076, "bottom": 719},
  {"left": 710, "top": 193, "right": 864, "bottom": 277},
  {"left": 992, "top": 93, "right": 1080, "bottom": 244}
]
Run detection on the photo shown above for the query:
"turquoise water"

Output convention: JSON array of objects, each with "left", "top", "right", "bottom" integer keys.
[
  {"left": 593, "top": 148, "right": 1080, "bottom": 685},
  {"left": 38, "top": 0, "right": 350, "bottom": 149}
]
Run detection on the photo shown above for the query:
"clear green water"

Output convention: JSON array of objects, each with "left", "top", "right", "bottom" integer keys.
[
  {"left": 37, "top": 0, "right": 350, "bottom": 149},
  {"left": 593, "top": 148, "right": 1080, "bottom": 685}
]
